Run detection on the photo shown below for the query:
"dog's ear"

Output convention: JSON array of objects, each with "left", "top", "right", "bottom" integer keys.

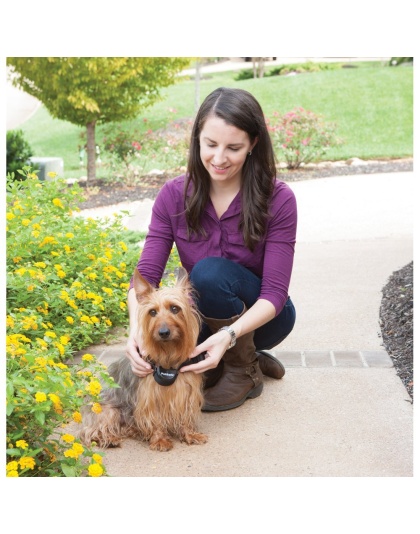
[
  {"left": 175, "top": 266, "right": 189, "bottom": 288},
  {"left": 133, "top": 269, "right": 154, "bottom": 302}
]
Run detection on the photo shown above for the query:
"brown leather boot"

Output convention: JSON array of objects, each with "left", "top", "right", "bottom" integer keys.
[
  {"left": 257, "top": 351, "right": 286, "bottom": 379},
  {"left": 201, "top": 310, "right": 263, "bottom": 412}
]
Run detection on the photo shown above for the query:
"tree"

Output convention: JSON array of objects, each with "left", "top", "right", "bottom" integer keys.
[{"left": 6, "top": 57, "right": 192, "bottom": 184}]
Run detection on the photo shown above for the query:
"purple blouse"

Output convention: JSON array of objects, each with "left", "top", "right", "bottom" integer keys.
[{"left": 133, "top": 174, "right": 297, "bottom": 316}]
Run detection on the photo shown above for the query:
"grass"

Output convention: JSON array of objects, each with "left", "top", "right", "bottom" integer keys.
[{"left": 18, "top": 61, "right": 413, "bottom": 179}]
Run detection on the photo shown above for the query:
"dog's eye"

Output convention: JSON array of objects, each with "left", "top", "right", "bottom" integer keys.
[
  {"left": 170, "top": 305, "right": 180, "bottom": 314},
  {"left": 149, "top": 309, "right": 157, "bottom": 317}
]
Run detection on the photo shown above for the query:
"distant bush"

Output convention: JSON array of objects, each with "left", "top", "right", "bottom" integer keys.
[
  {"left": 268, "top": 61, "right": 340, "bottom": 77},
  {"left": 267, "top": 107, "right": 343, "bottom": 169},
  {"left": 6, "top": 129, "right": 37, "bottom": 179},
  {"left": 390, "top": 57, "right": 413, "bottom": 66},
  {"left": 233, "top": 69, "right": 254, "bottom": 81}
]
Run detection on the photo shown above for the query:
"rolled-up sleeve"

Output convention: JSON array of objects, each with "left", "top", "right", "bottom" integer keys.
[{"left": 259, "top": 184, "right": 297, "bottom": 315}]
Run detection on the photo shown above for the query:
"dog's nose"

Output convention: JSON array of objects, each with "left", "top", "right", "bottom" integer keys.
[{"left": 158, "top": 326, "right": 171, "bottom": 339}]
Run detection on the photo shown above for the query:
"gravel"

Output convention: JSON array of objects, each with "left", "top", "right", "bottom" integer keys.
[
  {"left": 380, "top": 261, "right": 413, "bottom": 401},
  {"left": 76, "top": 158, "right": 413, "bottom": 400}
]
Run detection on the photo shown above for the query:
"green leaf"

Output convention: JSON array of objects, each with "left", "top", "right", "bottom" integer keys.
[
  {"left": 61, "top": 463, "right": 77, "bottom": 477},
  {"left": 35, "top": 411, "right": 45, "bottom": 425}
]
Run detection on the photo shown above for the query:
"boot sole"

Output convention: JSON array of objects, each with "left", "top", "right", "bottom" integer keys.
[{"left": 202, "top": 382, "right": 263, "bottom": 412}]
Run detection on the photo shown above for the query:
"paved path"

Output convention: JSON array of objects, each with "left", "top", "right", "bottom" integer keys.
[{"left": 72, "top": 170, "right": 414, "bottom": 477}]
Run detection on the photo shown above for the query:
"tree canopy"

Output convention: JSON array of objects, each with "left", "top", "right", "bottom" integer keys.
[{"left": 7, "top": 57, "right": 192, "bottom": 181}]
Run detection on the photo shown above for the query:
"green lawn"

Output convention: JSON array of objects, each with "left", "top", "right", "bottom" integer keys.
[{"left": 18, "top": 62, "right": 413, "bottom": 179}]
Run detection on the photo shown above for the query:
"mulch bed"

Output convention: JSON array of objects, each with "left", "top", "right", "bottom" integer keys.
[{"left": 76, "top": 158, "right": 413, "bottom": 400}]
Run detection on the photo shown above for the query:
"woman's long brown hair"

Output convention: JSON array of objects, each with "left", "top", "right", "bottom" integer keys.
[{"left": 184, "top": 87, "right": 276, "bottom": 251}]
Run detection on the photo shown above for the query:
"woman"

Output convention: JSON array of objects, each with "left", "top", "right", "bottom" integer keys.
[{"left": 125, "top": 87, "right": 297, "bottom": 412}]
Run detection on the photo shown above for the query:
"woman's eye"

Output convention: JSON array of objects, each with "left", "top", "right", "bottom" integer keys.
[
  {"left": 149, "top": 309, "right": 157, "bottom": 317},
  {"left": 170, "top": 306, "right": 180, "bottom": 314}
]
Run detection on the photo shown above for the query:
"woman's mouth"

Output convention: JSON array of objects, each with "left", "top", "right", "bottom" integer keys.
[{"left": 212, "top": 164, "right": 230, "bottom": 173}]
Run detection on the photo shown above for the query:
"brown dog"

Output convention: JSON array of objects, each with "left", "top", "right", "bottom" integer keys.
[{"left": 79, "top": 267, "right": 207, "bottom": 451}]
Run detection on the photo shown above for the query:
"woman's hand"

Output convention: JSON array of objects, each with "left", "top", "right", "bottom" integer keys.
[
  {"left": 179, "top": 329, "right": 232, "bottom": 374},
  {"left": 125, "top": 334, "right": 153, "bottom": 377}
]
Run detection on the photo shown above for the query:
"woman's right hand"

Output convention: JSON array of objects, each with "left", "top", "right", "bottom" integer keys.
[{"left": 125, "top": 334, "right": 153, "bottom": 377}]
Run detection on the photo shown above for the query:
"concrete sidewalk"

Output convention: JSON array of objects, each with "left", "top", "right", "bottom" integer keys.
[{"left": 73, "top": 170, "right": 414, "bottom": 477}]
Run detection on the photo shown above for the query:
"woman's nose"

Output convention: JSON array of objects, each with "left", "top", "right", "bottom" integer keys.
[{"left": 212, "top": 147, "right": 226, "bottom": 164}]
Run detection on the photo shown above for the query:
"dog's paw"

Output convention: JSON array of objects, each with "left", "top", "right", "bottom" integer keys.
[
  {"left": 182, "top": 432, "right": 208, "bottom": 445},
  {"left": 149, "top": 437, "right": 174, "bottom": 452}
]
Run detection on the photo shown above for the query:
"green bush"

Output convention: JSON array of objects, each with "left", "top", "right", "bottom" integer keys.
[
  {"left": 390, "top": 57, "right": 413, "bottom": 66},
  {"left": 5, "top": 168, "right": 143, "bottom": 476},
  {"left": 267, "top": 61, "right": 340, "bottom": 77},
  {"left": 267, "top": 108, "right": 343, "bottom": 169},
  {"left": 233, "top": 69, "right": 254, "bottom": 81},
  {"left": 6, "top": 129, "right": 38, "bottom": 179}
]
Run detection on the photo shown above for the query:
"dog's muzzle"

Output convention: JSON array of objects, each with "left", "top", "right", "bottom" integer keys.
[{"left": 151, "top": 352, "right": 207, "bottom": 386}]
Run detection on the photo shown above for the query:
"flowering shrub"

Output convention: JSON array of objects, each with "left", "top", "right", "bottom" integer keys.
[
  {"left": 267, "top": 107, "right": 342, "bottom": 169},
  {"left": 5, "top": 168, "right": 143, "bottom": 476},
  {"left": 101, "top": 118, "right": 192, "bottom": 184},
  {"left": 6, "top": 169, "right": 140, "bottom": 350}
]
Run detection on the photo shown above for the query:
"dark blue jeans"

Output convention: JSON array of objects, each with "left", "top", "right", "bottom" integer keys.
[{"left": 189, "top": 257, "right": 296, "bottom": 350}]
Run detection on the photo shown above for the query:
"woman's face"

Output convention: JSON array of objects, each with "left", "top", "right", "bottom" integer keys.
[{"left": 199, "top": 116, "right": 256, "bottom": 186}]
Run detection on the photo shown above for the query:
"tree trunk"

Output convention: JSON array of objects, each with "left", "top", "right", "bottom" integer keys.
[
  {"left": 195, "top": 59, "right": 201, "bottom": 112},
  {"left": 86, "top": 121, "right": 96, "bottom": 185}
]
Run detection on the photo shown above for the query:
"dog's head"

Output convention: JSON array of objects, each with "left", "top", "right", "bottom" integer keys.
[{"left": 133, "top": 268, "right": 201, "bottom": 366}]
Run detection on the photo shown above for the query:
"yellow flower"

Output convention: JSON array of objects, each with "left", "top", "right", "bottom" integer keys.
[
  {"left": 92, "top": 453, "right": 103, "bottom": 464},
  {"left": 86, "top": 380, "right": 101, "bottom": 396},
  {"left": 39, "top": 236, "right": 57, "bottom": 246},
  {"left": 7, "top": 461, "right": 19, "bottom": 471},
  {"left": 19, "top": 457, "right": 36, "bottom": 470},
  {"left": 80, "top": 315, "right": 92, "bottom": 324},
  {"left": 45, "top": 330, "right": 57, "bottom": 338},
  {"left": 6, "top": 316, "right": 15, "bottom": 328},
  {"left": 90, "top": 316, "right": 100, "bottom": 324},
  {"left": 48, "top": 171, "right": 58, "bottom": 178},
  {"left": 6, "top": 470, "right": 19, "bottom": 477},
  {"left": 72, "top": 443, "right": 84, "bottom": 456},
  {"left": 64, "top": 449, "right": 77, "bottom": 459},
  {"left": 120, "top": 302, "right": 127, "bottom": 310},
  {"left": 32, "top": 223, "right": 41, "bottom": 231},
  {"left": 27, "top": 284, "right": 35, "bottom": 292},
  {"left": 60, "top": 335, "right": 70, "bottom": 345},
  {"left": 6, "top": 212, "right": 16, "bottom": 220},
  {"left": 82, "top": 353, "right": 94, "bottom": 362},
  {"left": 65, "top": 232, "right": 74, "bottom": 238},
  {"left": 52, "top": 198, "right": 64, "bottom": 209},
  {"left": 118, "top": 241, "right": 128, "bottom": 252},
  {"left": 71, "top": 281, "right": 82, "bottom": 288},
  {"left": 87, "top": 273, "right": 97, "bottom": 280},
  {"left": 92, "top": 402, "right": 102, "bottom": 413},
  {"left": 72, "top": 411, "right": 82, "bottom": 423},
  {"left": 66, "top": 316, "right": 74, "bottom": 324},
  {"left": 61, "top": 434, "right": 75, "bottom": 443},
  {"left": 57, "top": 270, "right": 66, "bottom": 278},
  {"left": 22, "top": 218, "right": 31, "bottom": 226},
  {"left": 16, "top": 440, "right": 29, "bottom": 449},
  {"left": 102, "top": 287, "right": 113, "bottom": 295},
  {"left": 35, "top": 392, "right": 47, "bottom": 402},
  {"left": 88, "top": 463, "right": 104, "bottom": 477}
]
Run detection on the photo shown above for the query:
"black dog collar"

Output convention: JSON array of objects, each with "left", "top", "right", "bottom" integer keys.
[{"left": 151, "top": 352, "right": 207, "bottom": 386}]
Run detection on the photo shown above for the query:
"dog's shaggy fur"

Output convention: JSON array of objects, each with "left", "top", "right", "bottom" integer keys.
[{"left": 78, "top": 268, "right": 207, "bottom": 451}]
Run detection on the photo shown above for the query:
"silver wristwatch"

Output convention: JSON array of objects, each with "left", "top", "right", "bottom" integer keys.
[{"left": 218, "top": 326, "right": 236, "bottom": 349}]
